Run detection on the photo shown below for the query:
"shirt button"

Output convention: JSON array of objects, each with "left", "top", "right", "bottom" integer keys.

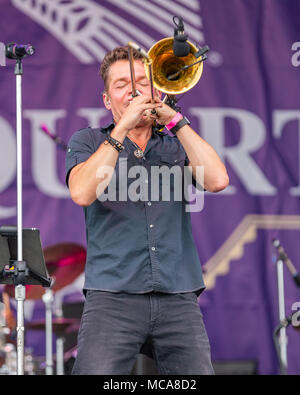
[
  {"left": 147, "top": 202, "right": 152, "bottom": 206},
  {"left": 149, "top": 224, "right": 154, "bottom": 228},
  {"left": 151, "top": 247, "right": 156, "bottom": 251}
]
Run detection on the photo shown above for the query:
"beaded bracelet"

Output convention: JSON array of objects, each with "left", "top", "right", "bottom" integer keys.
[{"left": 104, "top": 134, "right": 125, "bottom": 152}]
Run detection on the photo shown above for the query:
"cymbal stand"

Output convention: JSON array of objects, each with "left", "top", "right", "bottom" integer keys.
[
  {"left": 42, "top": 287, "right": 54, "bottom": 375},
  {"left": 54, "top": 295, "right": 64, "bottom": 375}
]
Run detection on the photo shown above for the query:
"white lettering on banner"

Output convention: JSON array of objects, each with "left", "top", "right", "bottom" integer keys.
[
  {"left": 190, "top": 107, "right": 277, "bottom": 195},
  {"left": 273, "top": 110, "right": 300, "bottom": 196},
  {"left": 23, "top": 109, "right": 69, "bottom": 198},
  {"left": 2, "top": 106, "right": 300, "bottom": 220},
  {"left": 77, "top": 108, "right": 107, "bottom": 126},
  {"left": 0, "top": 117, "right": 17, "bottom": 219}
]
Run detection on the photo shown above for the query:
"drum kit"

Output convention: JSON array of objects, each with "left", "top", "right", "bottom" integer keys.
[{"left": 0, "top": 242, "right": 86, "bottom": 375}]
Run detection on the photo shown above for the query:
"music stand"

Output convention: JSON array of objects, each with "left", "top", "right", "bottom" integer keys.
[{"left": 0, "top": 226, "right": 52, "bottom": 374}]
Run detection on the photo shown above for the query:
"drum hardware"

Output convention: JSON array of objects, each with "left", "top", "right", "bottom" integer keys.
[
  {"left": 0, "top": 227, "right": 52, "bottom": 375},
  {"left": 25, "top": 318, "right": 80, "bottom": 375},
  {"left": 3, "top": 242, "right": 85, "bottom": 375},
  {"left": 272, "top": 238, "right": 300, "bottom": 375}
]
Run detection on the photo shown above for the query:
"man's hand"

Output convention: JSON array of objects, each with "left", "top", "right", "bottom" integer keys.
[
  {"left": 147, "top": 97, "right": 177, "bottom": 125},
  {"left": 117, "top": 95, "right": 162, "bottom": 132}
]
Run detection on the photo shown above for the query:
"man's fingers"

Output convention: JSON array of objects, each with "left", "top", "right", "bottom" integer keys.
[
  {"left": 153, "top": 96, "right": 162, "bottom": 103},
  {"left": 132, "top": 95, "right": 162, "bottom": 106},
  {"left": 131, "top": 95, "right": 152, "bottom": 104},
  {"left": 140, "top": 103, "right": 162, "bottom": 111}
]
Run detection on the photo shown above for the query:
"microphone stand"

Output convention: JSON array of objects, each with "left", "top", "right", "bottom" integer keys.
[
  {"left": 6, "top": 47, "right": 35, "bottom": 375},
  {"left": 39, "top": 124, "right": 68, "bottom": 151},
  {"left": 15, "top": 58, "right": 26, "bottom": 376},
  {"left": 275, "top": 256, "right": 288, "bottom": 374},
  {"left": 273, "top": 315, "right": 292, "bottom": 376},
  {"left": 272, "top": 238, "right": 300, "bottom": 374}
]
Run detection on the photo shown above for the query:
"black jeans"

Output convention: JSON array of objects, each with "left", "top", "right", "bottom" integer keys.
[{"left": 72, "top": 290, "right": 214, "bottom": 375}]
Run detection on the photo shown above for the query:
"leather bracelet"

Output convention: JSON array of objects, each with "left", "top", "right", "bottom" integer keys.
[
  {"left": 104, "top": 134, "right": 124, "bottom": 152},
  {"left": 169, "top": 116, "right": 191, "bottom": 135},
  {"left": 165, "top": 112, "right": 183, "bottom": 131}
]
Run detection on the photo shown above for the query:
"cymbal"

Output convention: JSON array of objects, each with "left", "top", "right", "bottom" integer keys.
[
  {"left": 25, "top": 318, "right": 80, "bottom": 336},
  {"left": 5, "top": 243, "right": 86, "bottom": 300}
]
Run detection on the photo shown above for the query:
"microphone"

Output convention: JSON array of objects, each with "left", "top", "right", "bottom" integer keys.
[
  {"left": 40, "top": 124, "right": 68, "bottom": 151},
  {"left": 273, "top": 238, "right": 300, "bottom": 287},
  {"left": 5, "top": 42, "right": 35, "bottom": 60},
  {"left": 172, "top": 16, "right": 190, "bottom": 57}
]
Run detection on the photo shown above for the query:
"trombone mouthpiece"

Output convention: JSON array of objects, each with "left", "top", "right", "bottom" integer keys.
[{"left": 128, "top": 41, "right": 149, "bottom": 60}]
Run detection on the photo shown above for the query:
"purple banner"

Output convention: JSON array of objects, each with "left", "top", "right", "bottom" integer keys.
[{"left": 1, "top": 0, "right": 300, "bottom": 374}]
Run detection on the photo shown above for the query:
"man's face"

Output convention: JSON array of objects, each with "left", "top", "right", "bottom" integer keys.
[{"left": 103, "top": 59, "right": 159, "bottom": 126}]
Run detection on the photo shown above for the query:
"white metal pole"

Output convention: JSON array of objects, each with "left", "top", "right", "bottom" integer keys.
[
  {"left": 277, "top": 259, "right": 288, "bottom": 374},
  {"left": 55, "top": 296, "right": 64, "bottom": 375},
  {"left": 42, "top": 289, "right": 54, "bottom": 375},
  {"left": 15, "top": 68, "right": 25, "bottom": 376}
]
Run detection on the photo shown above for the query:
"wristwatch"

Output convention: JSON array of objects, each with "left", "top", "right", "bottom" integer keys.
[{"left": 169, "top": 116, "right": 190, "bottom": 134}]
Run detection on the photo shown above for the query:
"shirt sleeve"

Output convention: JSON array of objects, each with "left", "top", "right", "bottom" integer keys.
[{"left": 65, "top": 128, "right": 96, "bottom": 187}]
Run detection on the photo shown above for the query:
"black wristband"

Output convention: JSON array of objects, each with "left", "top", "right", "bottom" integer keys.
[
  {"left": 169, "top": 116, "right": 191, "bottom": 135},
  {"left": 104, "top": 135, "right": 124, "bottom": 152}
]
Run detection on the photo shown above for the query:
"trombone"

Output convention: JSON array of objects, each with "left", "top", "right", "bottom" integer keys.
[
  {"left": 127, "top": 42, "right": 157, "bottom": 113},
  {"left": 127, "top": 37, "right": 209, "bottom": 112}
]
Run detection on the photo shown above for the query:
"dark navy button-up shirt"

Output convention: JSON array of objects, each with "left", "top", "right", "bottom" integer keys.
[{"left": 65, "top": 122, "right": 205, "bottom": 295}]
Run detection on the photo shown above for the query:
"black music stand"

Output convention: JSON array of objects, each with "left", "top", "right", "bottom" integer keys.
[
  {"left": 0, "top": 226, "right": 51, "bottom": 287},
  {"left": 0, "top": 226, "right": 52, "bottom": 374}
]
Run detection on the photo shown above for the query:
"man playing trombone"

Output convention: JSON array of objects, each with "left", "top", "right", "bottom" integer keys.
[{"left": 66, "top": 45, "right": 229, "bottom": 375}]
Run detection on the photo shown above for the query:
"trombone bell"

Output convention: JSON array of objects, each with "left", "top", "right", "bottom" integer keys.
[{"left": 145, "top": 37, "right": 204, "bottom": 95}]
